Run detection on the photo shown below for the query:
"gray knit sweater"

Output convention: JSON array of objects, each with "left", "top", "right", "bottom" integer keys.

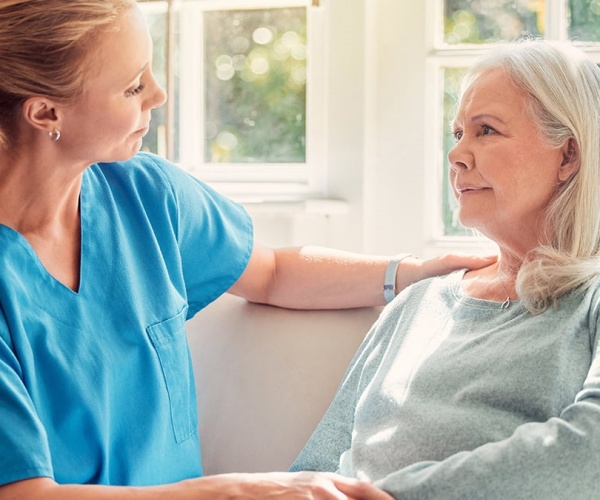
[{"left": 290, "top": 270, "right": 600, "bottom": 499}]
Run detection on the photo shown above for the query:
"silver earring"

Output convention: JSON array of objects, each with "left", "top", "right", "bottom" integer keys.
[{"left": 49, "top": 129, "right": 61, "bottom": 141}]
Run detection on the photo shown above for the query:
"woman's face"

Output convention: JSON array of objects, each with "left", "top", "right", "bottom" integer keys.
[
  {"left": 448, "top": 68, "right": 567, "bottom": 252},
  {"left": 59, "top": 5, "right": 166, "bottom": 165}
]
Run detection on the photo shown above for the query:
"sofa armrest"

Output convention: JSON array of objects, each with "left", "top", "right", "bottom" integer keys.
[{"left": 185, "top": 293, "right": 380, "bottom": 474}]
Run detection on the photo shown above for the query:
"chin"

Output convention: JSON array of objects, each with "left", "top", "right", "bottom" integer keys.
[
  {"left": 117, "top": 142, "right": 145, "bottom": 161},
  {"left": 101, "top": 150, "right": 141, "bottom": 164},
  {"left": 457, "top": 212, "right": 474, "bottom": 227},
  {"left": 457, "top": 214, "right": 485, "bottom": 233}
]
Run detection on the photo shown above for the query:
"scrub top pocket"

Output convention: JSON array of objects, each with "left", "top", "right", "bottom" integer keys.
[{"left": 147, "top": 308, "right": 198, "bottom": 443}]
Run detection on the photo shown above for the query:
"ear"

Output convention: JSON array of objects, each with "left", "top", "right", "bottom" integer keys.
[
  {"left": 21, "top": 96, "right": 60, "bottom": 134},
  {"left": 558, "top": 137, "right": 579, "bottom": 182}
]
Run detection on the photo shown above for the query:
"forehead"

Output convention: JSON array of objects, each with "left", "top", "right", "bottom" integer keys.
[
  {"left": 455, "top": 68, "right": 529, "bottom": 122},
  {"left": 86, "top": 6, "right": 151, "bottom": 88}
]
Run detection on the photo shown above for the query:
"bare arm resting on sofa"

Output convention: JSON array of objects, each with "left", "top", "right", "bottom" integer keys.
[{"left": 228, "top": 243, "right": 497, "bottom": 310}]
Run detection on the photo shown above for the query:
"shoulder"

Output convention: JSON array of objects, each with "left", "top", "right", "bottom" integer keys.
[
  {"left": 90, "top": 153, "right": 237, "bottom": 212},
  {"left": 562, "top": 275, "right": 600, "bottom": 316},
  {"left": 376, "top": 271, "right": 462, "bottom": 338},
  {"left": 545, "top": 276, "right": 600, "bottom": 348},
  {"left": 579, "top": 275, "right": 600, "bottom": 328},
  {"left": 93, "top": 152, "right": 188, "bottom": 192},
  {"left": 392, "top": 270, "right": 463, "bottom": 309}
]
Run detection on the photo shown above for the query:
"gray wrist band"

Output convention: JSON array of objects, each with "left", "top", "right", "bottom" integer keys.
[{"left": 383, "top": 253, "right": 412, "bottom": 303}]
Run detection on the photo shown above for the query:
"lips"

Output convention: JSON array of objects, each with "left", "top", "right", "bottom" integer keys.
[
  {"left": 455, "top": 184, "right": 490, "bottom": 194},
  {"left": 134, "top": 125, "right": 149, "bottom": 137}
]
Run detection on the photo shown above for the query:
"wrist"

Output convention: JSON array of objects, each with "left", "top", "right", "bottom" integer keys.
[{"left": 383, "top": 253, "right": 412, "bottom": 303}]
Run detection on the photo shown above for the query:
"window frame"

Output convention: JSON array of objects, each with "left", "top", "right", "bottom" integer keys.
[{"left": 141, "top": 0, "right": 328, "bottom": 200}]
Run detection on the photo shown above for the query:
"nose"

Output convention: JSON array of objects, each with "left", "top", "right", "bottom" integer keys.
[
  {"left": 145, "top": 72, "right": 168, "bottom": 111},
  {"left": 448, "top": 140, "right": 472, "bottom": 172},
  {"left": 150, "top": 82, "right": 167, "bottom": 110}
]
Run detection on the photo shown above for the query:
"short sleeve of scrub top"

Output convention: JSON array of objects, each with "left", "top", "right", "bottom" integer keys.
[{"left": 0, "top": 152, "right": 253, "bottom": 486}]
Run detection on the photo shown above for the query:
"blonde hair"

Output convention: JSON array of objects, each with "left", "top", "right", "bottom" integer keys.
[
  {"left": 459, "top": 40, "right": 600, "bottom": 313},
  {"left": 0, "top": 0, "right": 136, "bottom": 147}
]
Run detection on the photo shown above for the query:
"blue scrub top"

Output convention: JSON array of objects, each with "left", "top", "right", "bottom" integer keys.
[{"left": 0, "top": 153, "right": 253, "bottom": 486}]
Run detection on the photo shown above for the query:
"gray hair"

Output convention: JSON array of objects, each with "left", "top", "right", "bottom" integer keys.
[{"left": 459, "top": 39, "right": 600, "bottom": 313}]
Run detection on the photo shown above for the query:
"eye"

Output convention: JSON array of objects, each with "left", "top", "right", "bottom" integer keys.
[
  {"left": 452, "top": 130, "right": 463, "bottom": 142},
  {"left": 125, "top": 83, "right": 145, "bottom": 97},
  {"left": 481, "top": 124, "right": 495, "bottom": 135}
]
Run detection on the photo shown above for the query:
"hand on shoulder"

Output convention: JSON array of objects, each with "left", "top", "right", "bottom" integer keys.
[{"left": 397, "top": 253, "right": 498, "bottom": 291}]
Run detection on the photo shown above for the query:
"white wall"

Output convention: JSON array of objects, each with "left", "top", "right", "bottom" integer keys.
[
  {"left": 248, "top": 0, "right": 433, "bottom": 257},
  {"left": 363, "top": 0, "right": 428, "bottom": 255}
]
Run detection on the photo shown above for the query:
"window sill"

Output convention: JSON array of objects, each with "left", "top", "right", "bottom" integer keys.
[
  {"left": 205, "top": 180, "right": 349, "bottom": 217},
  {"left": 424, "top": 235, "right": 499, "bottom": 258},
  {"left": 236, "top": 197, "right": 351, "bottom": 217}
]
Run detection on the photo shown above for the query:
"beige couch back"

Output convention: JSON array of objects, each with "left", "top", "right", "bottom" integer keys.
[{"left": 185, "top": 294, "right": 380, "bottom": 475}]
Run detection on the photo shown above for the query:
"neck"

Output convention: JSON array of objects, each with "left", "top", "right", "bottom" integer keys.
[
  {"left": 0, "top": 150, "right": 83, "bottom": 234},
  {"left": 462, "top": 259, "right": 520, "bottom": 305},
  {"left": 496, "top": 269, "right": 514, "bottom": 308},
  {"left": 497, "top": 254, "right": 523, "bottom": 307}
]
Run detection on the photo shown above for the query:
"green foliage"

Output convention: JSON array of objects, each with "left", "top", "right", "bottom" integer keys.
[
  {"left": 444, "top": 0, "right": 542, "bottom": 44},
  {"left": 568, "top": 0, "right": 600, "bottom": 41},
  {"left": 140, "top": 5, "right": 168, "bottom": 157},
  {"left": 204, "top": 8, "right": 307, "bottom": 163},
  {"left": 442, "top": 68, "right": 471, "bottom": 237}
]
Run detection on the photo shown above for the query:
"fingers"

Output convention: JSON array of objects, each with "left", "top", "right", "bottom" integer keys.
[
  {"left": 423, "top": 253, "right": 498, "bottom": 276},
  {"left": 395, "top": 252, "right": 497, "bottom": 292},
  {"left": 209, "top": 471, "right": 364, "bottom": 500},
  {"left": 329, "top": 475, "right": 394, "bottom": 500},
  {"left": 204, "top": 471, "right": 392, "bottom": 500},
  {"left": 449, "top": 253, "right": 498, "bottom": 270}
]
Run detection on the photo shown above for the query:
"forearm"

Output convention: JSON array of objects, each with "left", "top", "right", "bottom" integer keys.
[
  {"left": 0, "top": 473, "right": 390, "bottom": 500},
  {"left": 0, "top": 477, "right": 207, "bottom": 500},
  {"left": 265, "top": 246, "right": 394, "bottom": 309},
  {"left": 228, "top": 245, "right": 389, "bottom": 309},
  {"left": 374, "top": 403, "right": 600, "bottom": 500}
]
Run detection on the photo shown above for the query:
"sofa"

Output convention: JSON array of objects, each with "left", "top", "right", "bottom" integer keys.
[{"left": 185, "top": 293, "right": 381, "bottom": 475}]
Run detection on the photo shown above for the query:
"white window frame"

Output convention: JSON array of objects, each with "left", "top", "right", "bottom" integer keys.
[{"left": 143, "top": 0, "right": 328, "bottom": 201}]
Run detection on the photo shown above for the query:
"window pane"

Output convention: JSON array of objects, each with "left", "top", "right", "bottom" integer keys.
[
  {"left": 204, "top": 8, "right": 307, "bottom": 163},
  {"left": 442, "top": 67, "right": 471, "bottom": 237},
  {"left": 568, "top": 0, "right": 600, "bottom": 42},
  {"left": 140, "top": 1, "right": 169, "bottom": 157},
  {"left": 444, "top": 0, "right": 544, "bottom": 44}
]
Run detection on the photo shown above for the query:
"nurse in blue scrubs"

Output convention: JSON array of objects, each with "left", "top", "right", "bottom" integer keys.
[{"left": 0, "top": 1, "right": 493, "bottom": 499}]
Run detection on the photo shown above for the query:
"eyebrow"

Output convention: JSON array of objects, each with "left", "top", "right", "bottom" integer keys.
[
  {"left": 451, "top": 112, "right": 507, "bottom": 129},
  {"left": 470, "top": 113, "right": 507, "bottom": 125}
]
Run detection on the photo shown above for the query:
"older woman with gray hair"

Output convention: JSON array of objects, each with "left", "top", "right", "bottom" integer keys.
[
  {"left": 0, "top": 0, "right": 493, "bottom": 499},
  {"left": 291, "top": 39, "right": 600, "bottom": 500}
]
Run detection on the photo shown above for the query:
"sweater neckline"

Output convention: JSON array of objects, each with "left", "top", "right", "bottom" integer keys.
[{"left": 448, "top": 269, "right": 524, "bottom": 311}]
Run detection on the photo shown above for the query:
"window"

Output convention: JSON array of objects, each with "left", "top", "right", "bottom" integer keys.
[
  {"left": 428, "top": 0, "right": 600, "bottom": 239},
  {"left": 139, "top": 0, "right": 327, "bottom": 199}
]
